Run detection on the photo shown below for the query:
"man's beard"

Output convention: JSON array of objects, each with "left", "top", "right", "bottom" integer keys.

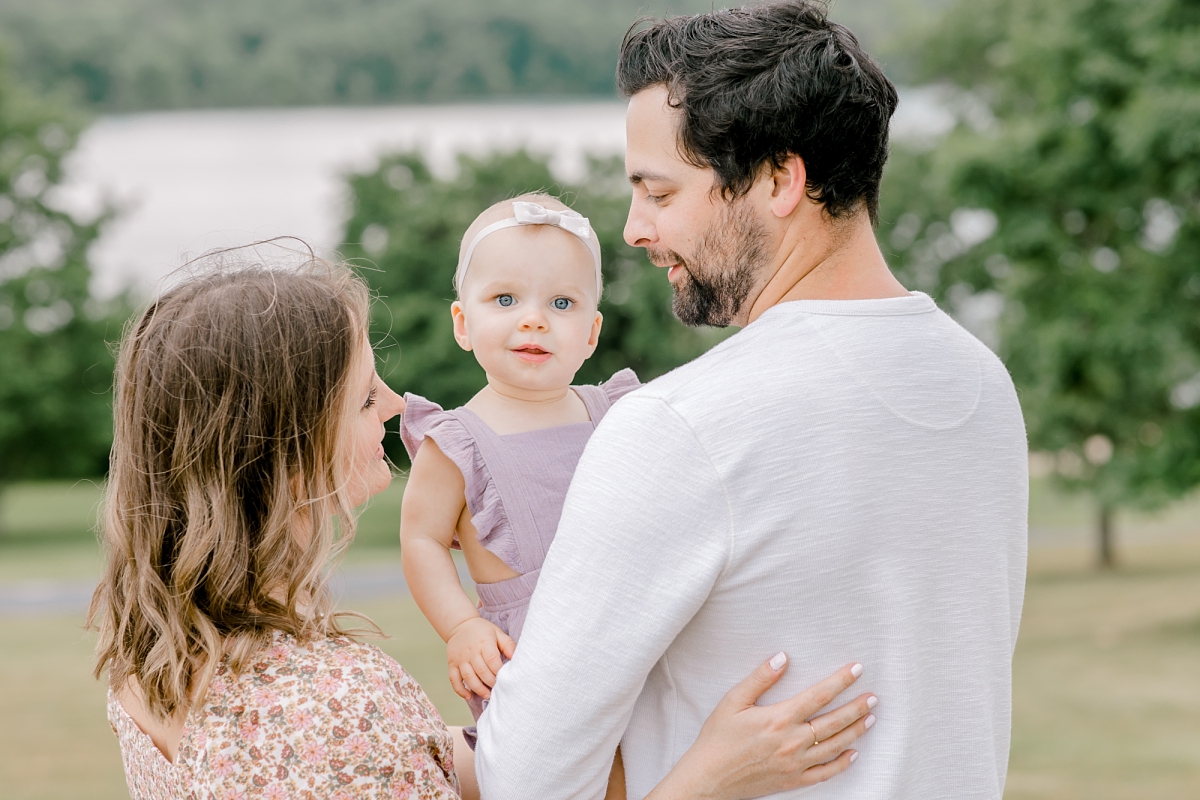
[{"left": 649, "top": 199, "right": 769, "bottom": 328}]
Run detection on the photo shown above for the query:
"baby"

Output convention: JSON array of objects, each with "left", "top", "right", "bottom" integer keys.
[{"left": 399, "top": 193, "right": 639, "bottom": 744}]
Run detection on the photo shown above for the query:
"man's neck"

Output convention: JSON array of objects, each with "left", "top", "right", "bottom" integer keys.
[{"left": 744, "top": 210, "right": 909, "bottom": 325}]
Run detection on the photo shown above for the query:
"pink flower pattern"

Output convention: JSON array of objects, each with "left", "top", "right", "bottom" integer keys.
[{"left": 108, "top": 632, "right": 459, "bottom": 799}]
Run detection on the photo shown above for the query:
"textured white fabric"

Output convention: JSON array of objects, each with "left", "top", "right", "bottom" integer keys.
[{"left": 475, "top": 293, "right": 1028, "bottom": 800}]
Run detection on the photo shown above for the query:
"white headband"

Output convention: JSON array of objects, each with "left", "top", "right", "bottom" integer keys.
[{"left": 455, "top": 201, "right": 603, "bottom": 297}]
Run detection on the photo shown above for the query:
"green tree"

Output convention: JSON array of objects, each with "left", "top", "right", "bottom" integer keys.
[
  {"left": 0, "top": 49, "right": 122, "bottom": 531},
  {"left": 0, "top": 0, "right": 714, "bottom": 110},
  {"left": 340, "top": 150, "right": 727, "bottom": 464},
  {"left": 0, "top": 0, "right": 947, "bottom": 111},
  {"left": 878, "top": 0, "right": 1200, "bottom": 566}
]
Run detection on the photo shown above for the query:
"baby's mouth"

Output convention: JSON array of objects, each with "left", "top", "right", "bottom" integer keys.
[{"left": 513, "top": 345, "right": 552, "bottom": 364}]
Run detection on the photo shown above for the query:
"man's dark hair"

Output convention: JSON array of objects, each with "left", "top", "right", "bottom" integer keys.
[{"left": 617, "top": 1, "right": 898, "bottom": 224}]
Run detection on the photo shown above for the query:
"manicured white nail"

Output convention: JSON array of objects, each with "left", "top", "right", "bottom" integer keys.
[
  {"left": 867, "top": 696, "right": 878, "bottom": 709},
  {"left": 850, "top": 751, "right": 859, "bottom": 763},
  {"left": 851, "top": 663, "right": 864, "bottom": 678},
  {"left": 864, "top": 714, "right": 876, "bottom": 730},
  {"left": 769, "top": 652, "right": 787, "bottom": 671}
]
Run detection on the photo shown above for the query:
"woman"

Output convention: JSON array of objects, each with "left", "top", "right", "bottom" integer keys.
[{"left": 88, "top": 254, "right": 876, "bottom": 799}]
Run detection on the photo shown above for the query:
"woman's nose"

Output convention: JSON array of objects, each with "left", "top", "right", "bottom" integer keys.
[{"left": 378, "top": 384, "right": 405, "bottom": 423}]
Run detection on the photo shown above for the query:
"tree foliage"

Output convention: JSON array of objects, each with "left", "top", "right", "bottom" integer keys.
[
  {"left": 878, "top": 0, "right": 1200, "bottom": 561},
  {"left": 0, "top": 50, "right": 122, "bottom": 491},
  {"left": 0, "top": 0, "right": 715, "bottom": 110},
  {"left": 340, "top": 150, "right": 729, "bottom": 464},
  {"left": 0, "top": 0, "right": 947, "bottom": 111}
]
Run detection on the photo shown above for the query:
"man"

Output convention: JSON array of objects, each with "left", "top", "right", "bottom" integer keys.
[{"left": 476, "top": 3, "right": 1028, "bottom": 798}]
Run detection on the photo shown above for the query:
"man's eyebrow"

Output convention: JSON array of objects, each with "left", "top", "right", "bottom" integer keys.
[{"left": 627, "top": 170, "right": 673, "bottom": 186}]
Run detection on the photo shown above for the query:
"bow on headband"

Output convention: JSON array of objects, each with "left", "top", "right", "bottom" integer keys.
[{"left": 454, "top": 201, "right": 603, "bottom": 296}]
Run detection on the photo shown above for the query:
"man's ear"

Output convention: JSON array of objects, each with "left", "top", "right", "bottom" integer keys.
[
  {"left": 451, "top": 301, "right": 472, "bottom": 351},
  {"left": 769, "top": 153, "right": 808, "bottom": 219}
]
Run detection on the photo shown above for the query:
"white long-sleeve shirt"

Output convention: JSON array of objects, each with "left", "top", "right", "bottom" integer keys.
[{"left": 475, "top": 293, "right": 1028, "bottom": 800}]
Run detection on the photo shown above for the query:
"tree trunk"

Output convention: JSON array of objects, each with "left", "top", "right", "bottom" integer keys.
[{"left": 1098, "top": 503, "right": 1115, "bottom": 570}]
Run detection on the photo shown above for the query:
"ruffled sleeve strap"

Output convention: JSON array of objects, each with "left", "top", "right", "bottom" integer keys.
[
  {"left": 400, "top": 395, "right": 514, "bottom": 560},
  {"left": 400, "top": 395, "right": 483, "bottom": 490},
  {"left": 601, "top": 368, "right": 641, "bottom": 404},
  {"left": 399, "top": 394, "right": 453, "bottom": 461}
]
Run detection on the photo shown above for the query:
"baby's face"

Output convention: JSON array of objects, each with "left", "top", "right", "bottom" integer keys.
[{"left": 452, "top": 225, "right": 602, "bottom": 394}]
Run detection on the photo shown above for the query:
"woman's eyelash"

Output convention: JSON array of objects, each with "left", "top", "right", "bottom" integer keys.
[{"left": 364, "top": 386, "right": 377, "bottom": 410}]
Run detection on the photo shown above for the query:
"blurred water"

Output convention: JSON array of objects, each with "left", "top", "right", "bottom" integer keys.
[{"left": 56, "top": 91, "right": 953, "bottom": 299}]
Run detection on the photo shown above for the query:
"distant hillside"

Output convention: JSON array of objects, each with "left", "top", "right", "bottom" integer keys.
[{"left": 0, "top": 0, "right": 947, "bottom": 111}]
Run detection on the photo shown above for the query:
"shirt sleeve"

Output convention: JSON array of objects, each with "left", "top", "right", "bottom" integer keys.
[{"left": 474, "top": 394, "right": 732, "bottom": 800}]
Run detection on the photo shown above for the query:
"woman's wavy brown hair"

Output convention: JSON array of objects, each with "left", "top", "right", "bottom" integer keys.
[{"left": 89, "top": 247, "right": 376, "bottom": 720}]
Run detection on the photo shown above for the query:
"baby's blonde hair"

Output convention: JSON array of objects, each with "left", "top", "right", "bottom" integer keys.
[{"left": 455, "top": 192, "right": 602, "bottom": 297}]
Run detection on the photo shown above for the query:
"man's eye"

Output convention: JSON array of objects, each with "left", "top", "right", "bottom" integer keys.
[
  {"left": 497, "top": 294, "right": 515, "bottom": 307},
  {"left": 553, "top": 297, "right": 572, "bottom": 310}
]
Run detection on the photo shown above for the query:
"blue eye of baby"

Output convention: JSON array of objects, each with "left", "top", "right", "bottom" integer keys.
[
  {"left": 497, "top": 295, "right": 514, "bottom": 307},
  {"left": 553, "top": 298, "right": 571, "bottom": 310}
]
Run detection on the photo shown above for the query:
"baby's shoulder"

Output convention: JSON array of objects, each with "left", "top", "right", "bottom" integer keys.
[
  {"left": 399, "top": 395, "right": 496, "bottom": 517},
  {"left": 596, "top": 367, "right": 641, "bottom": 403},
  {"left": 574, "top": 368, "right": 642, "bottom": 417},
  {"left": 399, "top": 393, "right": 474, "bottom": 460}
]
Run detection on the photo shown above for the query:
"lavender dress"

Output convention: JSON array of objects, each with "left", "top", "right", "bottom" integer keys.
[{"left": 399, "top": 369, "right": 640, "bottom": 725}]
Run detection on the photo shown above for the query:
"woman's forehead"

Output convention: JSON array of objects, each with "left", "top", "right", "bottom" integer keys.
[{"left": 358, "top": 334, "right": 377, "bottom": 379}]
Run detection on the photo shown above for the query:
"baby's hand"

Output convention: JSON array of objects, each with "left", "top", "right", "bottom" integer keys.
[{"left": 446, "top": 616, "right": 517, "bottom": 701}]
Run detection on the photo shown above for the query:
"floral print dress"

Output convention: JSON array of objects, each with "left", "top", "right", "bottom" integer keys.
[{"left": 108, "top": 632, "right": 460, "bottom": 799}]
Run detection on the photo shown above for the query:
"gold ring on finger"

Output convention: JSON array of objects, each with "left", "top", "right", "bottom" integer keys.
[{"left": 808, "top": 721, "right": 819, "bottom": 748}]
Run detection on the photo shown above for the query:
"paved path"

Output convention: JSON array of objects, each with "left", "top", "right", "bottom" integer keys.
[{"left": 0, "top": 563, "right": 471, "bottom": 617}]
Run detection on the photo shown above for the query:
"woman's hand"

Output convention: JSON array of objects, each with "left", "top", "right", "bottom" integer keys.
[{"left": 647, "top": 655, "right": 876, "bottom": 800}]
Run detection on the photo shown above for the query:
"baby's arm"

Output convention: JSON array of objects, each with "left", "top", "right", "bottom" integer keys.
[{"left": 401, "top": 438, "right": 516, "bottom": 700}]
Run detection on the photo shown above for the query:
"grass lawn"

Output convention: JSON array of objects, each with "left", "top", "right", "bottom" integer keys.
[
  {"left": 1006, "top": 556, "right": 1200, "bottom": 799},
  {"left": 1, "top": 479, "right": 1198, "bottom": 798},
  {"left": 0, "top": 478, "right": 408, "bottom": 582}
]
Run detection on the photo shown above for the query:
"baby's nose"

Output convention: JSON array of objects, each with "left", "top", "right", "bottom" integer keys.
[{"left": 518, "top": 312, "right": 549, "bottom": 331}]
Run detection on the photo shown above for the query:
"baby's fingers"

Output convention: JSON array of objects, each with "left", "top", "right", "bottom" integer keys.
[
  {"left": 498, "top": 631, "right": 516, "bottom": 660},
  {"left": 448, "top": 665, "right": 471, "bottom": 701},
  {"left": 472, "top": 652, "right": 498, "bottom": 694},
  {"left": 460, "top": 662, "right": 490, "bottom": 699},
  {"left": 481, "top": 641, "right": 506, "bottom": 678}
]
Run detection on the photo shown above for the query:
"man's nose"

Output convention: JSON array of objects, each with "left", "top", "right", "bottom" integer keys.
[{"left": 624, "top": 196, "right": 656, "bottom": 248}]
